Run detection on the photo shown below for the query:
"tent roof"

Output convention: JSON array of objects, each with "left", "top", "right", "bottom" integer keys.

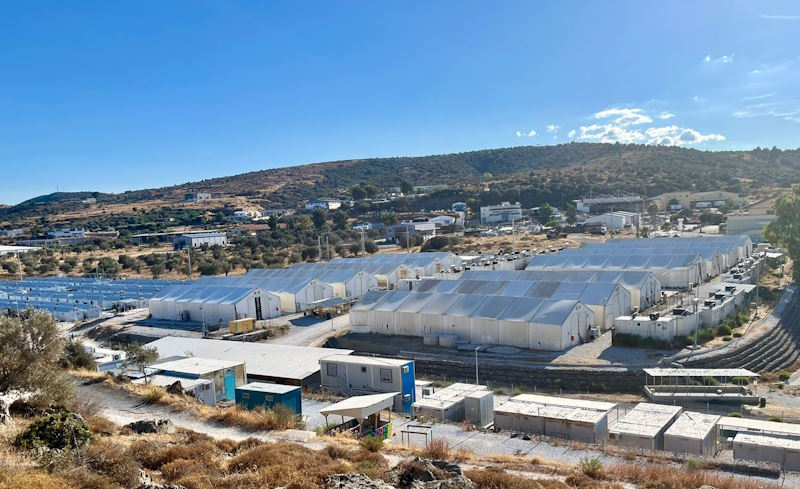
[{"left": 319, "top": 392, "right": 399, "bottom": 420}]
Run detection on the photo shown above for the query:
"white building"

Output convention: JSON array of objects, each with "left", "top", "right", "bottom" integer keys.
[
  {"left": 305, "top": 198, "right": 342, "bottom": 211},
  {"left": 319, "top": 354, "right": 415, "bottom": 412},
  {"left": 609, "top": 403, "right": 683, "bottom": 450},
  {"left": 148, "top": 285, "right": 282, "bottom": 322},
  {"left": 173, "top": 232, "right": 229, "bottom": 250},
  {"left": 663, "top": 411, "right": 720, "bottom": 456},
  {"left": 412, "top": 382, "right": 489, "bottom": 421},
  {"left": 494, "top": 394, "right": 617, "bottom": 443},
  {"left": 48, "top": 228, "right": 86, "bottom": 239},
  {"left": 480, "top": 202, "right": 522, "bottom": 225},
  {"left": 585, "top": 211, "right": 638, "bottom": 231},
  {"left": 386, "top": 222, "right": 436, "bottom": 243},
  {"left": 733, "top": 434, "right": 800, "bottom": 471}
]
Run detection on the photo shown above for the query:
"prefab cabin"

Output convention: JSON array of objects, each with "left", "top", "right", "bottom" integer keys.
[{"left": 235, "top": 382, "right": 302, "bottom": 414}]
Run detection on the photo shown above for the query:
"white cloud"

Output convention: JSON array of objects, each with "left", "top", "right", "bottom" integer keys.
[
  {"left": 578, "top": 124, "right": 644, "bottom": 144},
  {"left": 546, "top": 124, "right": 560, "bottom": 133},
  {"left": 567, "top": 129, "right": 576, "bottom": 138},
  {"left": 527, "top": 129, "right": 537, "bottom": 137},
  {"left": 594, "top": 107, "right": 652, "bottom": 126},
  {"left": 704, "top": 53, "right": 735, "bottom": 64},
  {"left": 658, "top": 111, "right": 675, "bottom": 120},
  {"left": 515, "top": 131, "right": 522, "bottom": 137},
  {"left": 761, "top": 14, "right": 800, "bottom": 20},
  {"left": 644, "top": 125, "right": 725, "bottom": 145},
  {"left": 741, "top": 93, "right": 776, "bottom": 101},
  {"left": 516, "top": 129, "right": 536, "bottom": 137}
]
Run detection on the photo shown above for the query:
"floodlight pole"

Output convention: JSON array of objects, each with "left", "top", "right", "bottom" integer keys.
[
  {"left": 693, "top": 297, "right": 699, "bottom": 349},
  {"left": 187, "top": 246, "right": 192, "bottom": 281}
]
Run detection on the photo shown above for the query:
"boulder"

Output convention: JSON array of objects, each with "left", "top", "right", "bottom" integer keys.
[
  {"left": 126, "top": 419, "right": 175, "bottom": 435},
  {"left": 137, "top": 470, "right": 186, "bottom": 489},
  {"left": 324, "top": 473, "right": 396, "bottom": 489}
]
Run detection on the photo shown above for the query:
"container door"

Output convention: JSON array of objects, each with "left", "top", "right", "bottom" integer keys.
[{"left": 224, "top": 368, "right": 236, "bottom": 400}]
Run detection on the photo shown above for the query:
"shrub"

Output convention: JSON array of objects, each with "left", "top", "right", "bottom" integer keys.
[
  {"left": 62, "top": 467, "right": 118, "bottom": 489},
  {"left": 685, "top": 456, "right": 703, "bottom": 470},
  {"left": 731, "top": 376, "right": 751, "bottom": 385},
  {"left": 722, "top": 335, "right": 733, "bottom": 341},
  {"left": 81, "top": 439, "right": 142, "bottom": 487},
  {"left": 779, "top": 372, "right": 791, "bottom": 381},
  {"left": 143, "top": 386, "right": 166, "bottom": 404},
  {"left": 733, "top": 332, "right": 743, "bottom": 338},
  {"left": 15, "top": 411, "right": 93, "bottom": 451},
  {"left": 728, "top": 412, "right": 742, "bottom": 418},
  {"left": 769, "top": 416, "right": 783, "bottom": 422},
  {"left": 358, "top": 435, "right": 384, "bottom": 453},
  {"left": 717, "top": 324, "right": 733, "bottom": 336},
  {"left": 423, "top": 439, "right": 451, "bottom": 460},
  {"left": 778, "top": 383, "right": 785, "bottom": 390},
  {"left": 578, "top": 456, "right": 604, "bottom": 478},
  {"left": 466, "top": 468, "right": 560, "bottom": 489},
  {"left": 210, "top": 404, "right": 303, "bottom": 431},
  {"left": 61, "top": 340, "right": 98, "bottom": 370}
]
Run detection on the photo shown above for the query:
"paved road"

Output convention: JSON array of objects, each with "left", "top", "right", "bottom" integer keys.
[{"left": 267, "top": 313, "right": 350, "bottom": 347}]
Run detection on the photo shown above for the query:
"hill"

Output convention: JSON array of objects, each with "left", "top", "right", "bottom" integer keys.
[{"left": 3, "top": 143, "right": 800, "bottom": 222}]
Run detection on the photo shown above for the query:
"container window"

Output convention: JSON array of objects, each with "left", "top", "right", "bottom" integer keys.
[
  {"left": 361, "top": 366, "right": 367, "bottom": 373},
  {"left": 265, "top": 395, "right": 273, "bottom": 402},
  {"left": 327, "top": 364, "right": 337, "bottom": 377},
  {"left": 403, "top": 394, "right": 411, "bottom": 401},
  {"left": 242, "top": 392, "right": 250, "bottom": 399},
  {"left": 402, "top": 365, "right": 410, "bottom": 374},
  {"left": 380, "top": 368, "right": 392, "bottom": 383}
]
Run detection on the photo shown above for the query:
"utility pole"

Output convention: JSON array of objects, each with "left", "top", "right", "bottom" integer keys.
[
  {"left": 511, "top": 218, "right": 516, "bottom": 252},
  {"left": 406, "top": 228, "right": 410, "bottom": 253},
  {"left": 474, "top": 347, "right": 480, "bottom": 385},
  {"left": 360, "top": 229, "right": 366, "bottom": 255},
  {"left": 318, "top": 236, "right": 322, "bottom": 262},
  {"left": 187, "top": 246, "right": 192, "bottom": 281},
  {"left": 755, "top": 258, "right": 760, "bottom": 318},
  {"left": 326, "top": 235, "right": 330, "bottom": 261}
]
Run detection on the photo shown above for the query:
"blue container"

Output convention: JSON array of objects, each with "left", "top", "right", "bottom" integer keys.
[{"left": 235, "top": 382, "right": 302, "bottom": 414}]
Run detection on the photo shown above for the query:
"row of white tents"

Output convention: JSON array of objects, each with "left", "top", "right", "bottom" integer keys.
[
  {"left": 148, "top": 253, "right": 462, "bottom": 323},
  {"left": 459, "top": 270, "right": 661, "bottom": 312},
  {"left": 351, "top": 290, "right": 595, "bottom": 351},
  {"left": 525, "top": 237, "right": 751, "bottom": 289},
  {"left": 413, "top": 278, "right": 631, "bottom": 329}
]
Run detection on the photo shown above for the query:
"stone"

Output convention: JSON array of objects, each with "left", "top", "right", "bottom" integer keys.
[
  {"left": 324, "top": 473, "right": 396, "bottom": 489},
  {"left": 126, "top": 419, "right": 175, "bottom": 435},
  {"left": 136, "top": 469, "right": 187, "bottom": 489}
]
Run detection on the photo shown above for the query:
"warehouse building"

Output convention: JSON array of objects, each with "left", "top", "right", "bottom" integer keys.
[
  {"left": 173, "top": 232, "right": 229, "bottom": 250},
  {"left": 386, "top": 222, "right": 437, "bottom": 243},
  {"left": 663, "top": 411, "right": 720, "bottom": 456},
  {"left": 576, "top": 195, "right": 645, "bottom": 215},
  {"left": 332, "top": 252, "right": 461, "bottom": 277},
  {"left": 717, "top": 416, "right": 800, "bottom": 441},
  {"left": 494, "top": 394, "right": 618, "bottom": 443},
  {"left": 235, "top": 383, "right": 302, "bottom": 414},
  {"left": 320, "top": 355, "right": 416, "bottom": 412},
  {"left": 149, "top": 285, "right": 282, "bottom": 322},
  {"left": 152, "top": 356, "right": 246, "bottom": 402},
  {"left": 585, "top": 211, "right": 639, "bottom": 231},
  {"left": 413, "top": 383, "right": 490, "bottom": 422},
  {"left": 609, "top": 403, "right": 683, "bottom": 450},
  {"left": 293, "top": 261, "right": 412, "bottom": 289},
  {"left": 146, "top": 337, "right": 353, "bottom": 389}
]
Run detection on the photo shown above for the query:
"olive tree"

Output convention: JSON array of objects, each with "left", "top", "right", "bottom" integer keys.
[{"left": 764, "top": 185, "right": 800, "bottom": 282}]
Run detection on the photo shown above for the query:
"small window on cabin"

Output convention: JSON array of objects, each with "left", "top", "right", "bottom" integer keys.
[
  {"left": 242, "top": 392, "right": 250, "bottom": 399},
  {"left": 265, "top": 395, "right": 273, "bottom": 402},
  {"left": 403, "top": 394, "right": 411, "bottom": 401},
  {"left": 327, "top": 364, "right": 337, "bottom": 377},
  {"left": 402, "top": 365, "right": 410, "bottom": 374},
  {"left": 361, "top": 366, "right": 367, "bottom": 373},
  {"left": 380, "top": 368, "right": 392, "bottom": 383}
]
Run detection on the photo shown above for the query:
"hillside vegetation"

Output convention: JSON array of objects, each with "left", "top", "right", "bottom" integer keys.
[{"left": 3, "top": 143, "right": 800, "bottom": 222}]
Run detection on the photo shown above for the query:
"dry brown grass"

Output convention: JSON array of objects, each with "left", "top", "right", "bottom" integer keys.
[
  {"left": 80, "top": 439, "right": 142, "bottom": 487},
  {"left": 608, "top": 463, "right": 783, "bottom": 489},
  {"left": 209, "top": 404, "right": 303, "bottom": 431},
  {"left": 0, "top": 470, "right": 76, "bottom": 489},
  {"left": 465, "top": 467, "right": 570, "bottom": 489},
  {"left": 422, "top": 438, "right": 451, "bottom": 460}
]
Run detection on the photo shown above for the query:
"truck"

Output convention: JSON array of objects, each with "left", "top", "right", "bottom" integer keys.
[{"left": 584, "top": 222, "right": 607, "bottom": 235}]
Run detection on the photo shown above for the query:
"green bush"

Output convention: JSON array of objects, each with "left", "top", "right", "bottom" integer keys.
[
  {"left": 578, "top": 457, "right": 603, "bottom": 478},
  {"left": 728, "top": 412, "right": 742, "bottom": 418},
  {"left": 731, "top": 376, "right": 750, "bottom": 385},
  {"left": 770, "top": 416, "right": 783, "bottom": 422},
  {"left": 779, "top": 372, "right": 791, "bottom": 381},
  {"left": 15, "top": 411, "right": 93, "bottom": 451},
  {"left": 358, "top": 435, "right": 384, "bottom": 453},
  {"left": 60, "top": 340, "right": 98, "bottom": 370},
  {"left": 716, "top": 324, "right": 733, "bottom": 336},
  {"left": 733, "top": 332, "right": 743, "bottom": 338},
  {"left": 685, "top": 456, "right": 703, "bottom": 470},
  {"left": 722, "top": 335, "right": 732, "bottom": 342}
]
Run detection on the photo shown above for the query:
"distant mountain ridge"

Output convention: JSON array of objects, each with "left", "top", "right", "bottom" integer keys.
[{"left": 3, "top": 143, "right": 800, "bottom": 221}]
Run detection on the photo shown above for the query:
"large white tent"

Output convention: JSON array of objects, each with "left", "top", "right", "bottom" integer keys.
[
  {"left": 349, "top": 290, "right": 595, "bottom": 352},
  {"left": 149, "top": 285, "right": 282, "bottom": 322}
]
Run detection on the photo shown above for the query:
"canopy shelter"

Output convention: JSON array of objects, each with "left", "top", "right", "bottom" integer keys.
[
  {"left": 643, "top": 368, "right": 760, "bottom": 405},
  {"left": 320, "top": 392, "right": 398, "bottom": 439}
]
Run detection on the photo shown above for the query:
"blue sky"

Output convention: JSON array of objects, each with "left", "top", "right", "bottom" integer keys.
[{"left": 2, "top": 1, "right": 800, "bottom": 204}]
